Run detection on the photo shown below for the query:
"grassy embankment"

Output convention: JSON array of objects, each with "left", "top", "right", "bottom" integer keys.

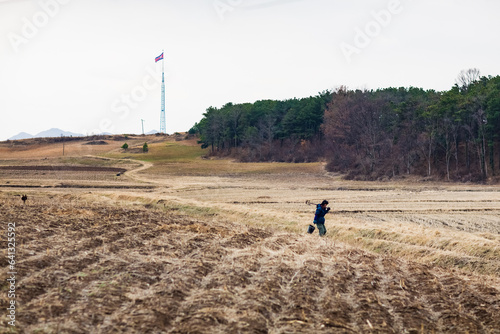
[{"left": 103, "top": 139, "right": 323, "bottom": 176}]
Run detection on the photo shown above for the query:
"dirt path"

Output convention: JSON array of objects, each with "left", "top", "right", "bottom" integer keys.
[
  {"left": 83, "top": 155, "right": 154, "bottom": 184},
  {"left": 122, "top": 159, "right": 154, "bottom": 184}
]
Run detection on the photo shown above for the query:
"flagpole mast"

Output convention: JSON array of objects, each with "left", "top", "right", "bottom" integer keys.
[{"left": 160, "top": 49, "right": 166, "bottom": 134}]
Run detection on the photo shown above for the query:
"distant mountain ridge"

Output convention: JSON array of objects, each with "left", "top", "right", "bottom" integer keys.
[
  {"left": 8, "top": 128, "right": 164, "bottom": 141},
  {"left": 8, "top": 128, "right": 84, "bottom": 140},
  {"left": 8, "top": 132, "right": 34, "bottom": 140}
]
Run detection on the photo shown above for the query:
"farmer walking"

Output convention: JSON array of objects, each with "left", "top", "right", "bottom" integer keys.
[{"left": 313, "top": 200, "right": 331, "bottom": 236}]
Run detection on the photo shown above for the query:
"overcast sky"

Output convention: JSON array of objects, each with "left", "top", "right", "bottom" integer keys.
[{"left": 1, "top": 0, "right": 499, "bottom": 140}]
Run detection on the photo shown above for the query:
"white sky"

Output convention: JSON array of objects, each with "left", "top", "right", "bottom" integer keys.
[{"left": 1, "top": 0, "right": 499, "bottom": 140}]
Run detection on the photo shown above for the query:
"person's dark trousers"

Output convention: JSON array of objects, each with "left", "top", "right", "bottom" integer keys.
[{"left": 317, "top": 223, "right": 326, "bottom": 236}]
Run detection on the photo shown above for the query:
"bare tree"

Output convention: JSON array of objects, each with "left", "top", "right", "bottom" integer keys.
[
  {"left": 456, "top": 68, "right": 481, "bottom": 91},
  {"left": 474, "top": 109, "right": 488, "bottom": 179},
  {"left": 258, "top": 115, "right": 277, "bottom": 159},
  {"left": 438, "top": 118, "right": 459, "bottom": 181},
  {"left": 229, "top": 106, "right": 243, "bottom": 148}
]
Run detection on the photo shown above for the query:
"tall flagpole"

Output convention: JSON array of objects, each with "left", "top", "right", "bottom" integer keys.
[{"left": 160, "top": 49, "right": 166, "bottom": 134}]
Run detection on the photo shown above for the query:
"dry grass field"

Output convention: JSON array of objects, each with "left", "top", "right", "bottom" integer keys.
[{"left": 0, "top": 136, "right": 499, "bottom": 333}]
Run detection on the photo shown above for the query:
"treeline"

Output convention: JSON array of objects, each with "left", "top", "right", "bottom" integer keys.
[
  {"left": 191, "top": 91, "right": 332, "bottom": 162},
  {"left": 193, "top": 70, "right": 500, "bottom": 181}
]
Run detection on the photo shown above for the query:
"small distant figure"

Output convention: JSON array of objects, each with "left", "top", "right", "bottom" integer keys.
[
  {"left": 116, "top": 172, "right": 121, "bottom": 177},
  {"left": 313, "top": 200, "right": 331, "bottom": 236},
  {"left": 21, "top": 194, "right": 28, "bottom": 204}
]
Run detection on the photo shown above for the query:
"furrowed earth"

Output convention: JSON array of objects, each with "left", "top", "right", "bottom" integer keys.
[{"left": 0, "top": 135, "right": 499, "bottom": 333}]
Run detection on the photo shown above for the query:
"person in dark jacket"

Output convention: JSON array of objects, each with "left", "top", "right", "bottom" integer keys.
[{"left": 313, "top": 200, "right": 331, "bottom": 236}]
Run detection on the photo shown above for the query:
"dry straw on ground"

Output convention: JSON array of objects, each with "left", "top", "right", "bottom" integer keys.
[{"left": 0, "top": 193, "right": 499, "bottom": 333}]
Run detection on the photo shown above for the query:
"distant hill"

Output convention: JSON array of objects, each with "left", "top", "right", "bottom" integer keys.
[
  {"left": 7, "top": 128, "right": 167, "bottom": 141},
  {"left": 35, "top": 128, "right": 83, "bottom": 138},
  {"left": 8, "top": 128, "right": 84, "bottom": 140},
  {"left": 8, "top": 132, "right": 33, "bottom": 140}
]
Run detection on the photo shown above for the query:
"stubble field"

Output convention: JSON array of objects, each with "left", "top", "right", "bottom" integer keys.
[{"left": 0, "top": 136, "right": 499, "bottom": 333}]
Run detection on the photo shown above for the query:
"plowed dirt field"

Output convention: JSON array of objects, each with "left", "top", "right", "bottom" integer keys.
[{"left": 1, "top": 193, "right": 499, "bottom": 333}]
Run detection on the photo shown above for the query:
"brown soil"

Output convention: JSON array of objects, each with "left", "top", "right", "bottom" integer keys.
[
  {"left": 0, "top": 193, "right": 499, "bottom": 333},
  {"left": 0, "top": 166, "right": 126, "bottom": 173}
]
